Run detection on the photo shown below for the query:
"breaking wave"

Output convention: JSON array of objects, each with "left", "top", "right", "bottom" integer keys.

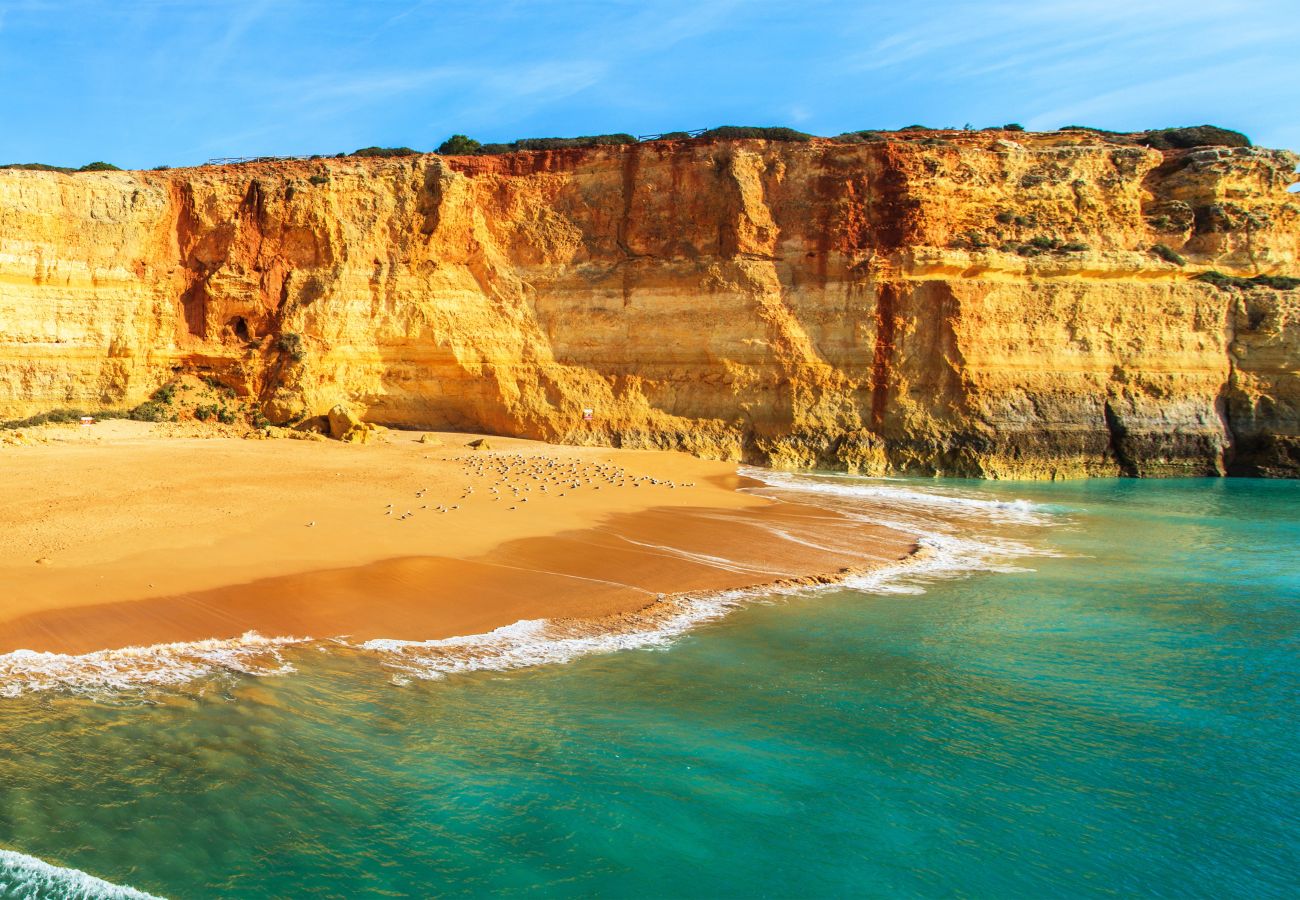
[
  {"left": 358, "top": 550, "right": 953, "bottom": 682},
  {"left": 742, "top": 467, "right": 1050, "bottom": 526},
  {"left": 363, "top": 592, "right": 752, "bottom": 681},
  {"left": 0, "top": 632, "right": 304, "bottom": 699},
  {"left": 743, "top": 467, "right": 1060, "bottom": 595},
  {"left": 363, "top": 472, "right": 1059, "bottom": 680},
  {"left": 1, "top": 471, "right": 1059, "bottom": 695},
  {"left": 0, "top": 849, "right": 163, "bottom": 899}
]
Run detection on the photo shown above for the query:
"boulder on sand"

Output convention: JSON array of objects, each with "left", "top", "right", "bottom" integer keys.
[
  {"left": 327, "top": 404, "right": 361, "bottom": 438},
  {"left": 327, "top": 404, "right": 385, "bottom": 444}
]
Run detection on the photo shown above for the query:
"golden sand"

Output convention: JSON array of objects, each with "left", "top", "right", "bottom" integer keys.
[{"left": 0, "top": 422, "right": 916, "bottom": 655}]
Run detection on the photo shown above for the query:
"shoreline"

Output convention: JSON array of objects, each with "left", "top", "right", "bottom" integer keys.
[
  {"left": 1, "top": 423, "right": 918, "bottom": 662},
  {"left": 0, "top": 550, "right": 927, "bottom": 697}
]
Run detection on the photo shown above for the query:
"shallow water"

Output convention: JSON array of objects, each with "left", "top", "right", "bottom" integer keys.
[{"left": 1, "top": 476, "right": 1297, "bottom": 898}]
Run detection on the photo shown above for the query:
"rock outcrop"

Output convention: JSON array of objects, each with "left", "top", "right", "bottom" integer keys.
[{"left": 1, "top": 130, "right": 1297, "bottom": 476}]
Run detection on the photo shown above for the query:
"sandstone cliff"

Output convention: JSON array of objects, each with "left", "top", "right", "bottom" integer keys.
[{"left": 1, "top": 130, "right": 1297, "bottom": 477}]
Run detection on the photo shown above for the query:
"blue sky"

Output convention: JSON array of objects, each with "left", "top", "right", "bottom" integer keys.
[{"left": 0, "top": 0, "right": 1297, "bottom": 169}]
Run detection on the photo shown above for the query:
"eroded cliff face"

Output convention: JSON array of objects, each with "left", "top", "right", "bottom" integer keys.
[{"left": 1, "top": 131, "right": 1297, "bottom": 476}]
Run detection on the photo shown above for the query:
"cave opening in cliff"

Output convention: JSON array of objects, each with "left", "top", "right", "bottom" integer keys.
[{"left": 228, "top": 316, "right": 251, "bottom": 342}]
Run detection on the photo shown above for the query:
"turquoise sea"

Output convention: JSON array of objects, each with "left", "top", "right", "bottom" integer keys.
[{"left": 1, "top": 475, "right": 1297, "bottom": 898}]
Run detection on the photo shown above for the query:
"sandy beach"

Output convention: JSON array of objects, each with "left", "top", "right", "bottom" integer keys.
[{"left": 0, "top": 422, "right": 917, "bottom": 656}]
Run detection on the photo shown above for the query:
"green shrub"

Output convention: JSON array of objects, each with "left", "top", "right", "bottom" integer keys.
[
  {"left": 276, "top": 332, "right": 306, "bottom": 362},
  {"left": 217, "top": 407, "right": 237, "bottom": 425},
  {"left": 899, "top": 125, "right": 933, "bottom": 132},
  {"left": 513, "top": 134, "right": 638, "bottom": 150},
  {"left": 1255, "top": 274, "right": 1300, "bottom": 290},
  {"left": 476, "top": 133, "right": 639, "bottom": 154},
  {"left": 657, "top": 131, "right": 693, "bottom": 140},
  {"left": 995, "top": 211, "right": 1016, "bottom": 225},
  {"left": 697, "top": 126, "right": 812, "bottom": 142},
  {"left": 1, "top": 408, "right": 121, "bottom": 430},
  {"left": 0, "top": 162, "right": 75, "bottom": 173},
  {"left": 436, "top": 134, "right": 482, "bottom": 155},
  {"left": 2, "top": 160, "right": 122, "bottom": 172},
  {"left": 151, "top": 383, "right": 178, "bottom": 404},
  {"left": 194, "top": 403, "right": 216, "bottom": 422},
  {"left": 1061, "top": 241, "right": 1090, "bottom": 252},
  {"left": 129, "top": 400, "right": 169, "bottom": 422},
  {"left": 1028, "top": 235, "right": 1060, "bottom": 251},
  {"left": 351, "top": 146, "right": 418, "bottom": 158},
  {"left": 1138, "top": 126, "right": 1250, "bottom": 150},
  {"left": 1150, "top": 243, "right": 1186, "bottom": 266},
  {"left": 1002, "top": 123, "right": 1025, "bottom": 132},
  {"left": 308, "top": 174, "right": 329, "bottom": 185},
  {"left": 1195, "top": 271, "right": 1248, "bottom": 290},
  {"left": 833, "top": 130, "right": 885, "bottom": 144},
  {"left": 1194, "top": 271, "right": 1300, "bottom": 291},
  {"left": 199, "top": 375, "right": 236, "bottom": 398}
]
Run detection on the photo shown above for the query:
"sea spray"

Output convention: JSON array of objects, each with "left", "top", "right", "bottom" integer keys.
[
  {"left": 0, "top": 632, "right": 305, "bottom": 698},
  {"left": 740, "top": 467, "right": 1052, "bottom": 527},
  {"left": 0, "top": 849, "right": 163, "bottom": 899},
  {"left": 741, "top": 467, "right": 1063, "bottom": 592}
]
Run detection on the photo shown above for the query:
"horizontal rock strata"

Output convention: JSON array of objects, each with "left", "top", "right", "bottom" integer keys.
[{"left": 1, "top": 131, "right": 1297, "bottom": 476}]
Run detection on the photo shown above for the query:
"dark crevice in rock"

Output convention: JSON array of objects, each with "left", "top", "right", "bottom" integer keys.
[{"left": 1103, "top": 401, "right": 1139, "bottom": 477}]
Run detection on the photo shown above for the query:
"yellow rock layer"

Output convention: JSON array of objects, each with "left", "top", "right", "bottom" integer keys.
[{"left": 1, "top": 132, "right": 1297, "bottom": 476}]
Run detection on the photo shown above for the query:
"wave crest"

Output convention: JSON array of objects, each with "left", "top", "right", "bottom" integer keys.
[
  {"left": 742, "top": 467, "right": 1050, "bottom": 526},
  {"left": 0, "top": 632, "right": 304, "bottom": 698},
  {"left": 0, "top": 849, "right": 163, "bottom": 899},
  {"left": 362, "top": 591, "right": 751, "bottom": 680}
]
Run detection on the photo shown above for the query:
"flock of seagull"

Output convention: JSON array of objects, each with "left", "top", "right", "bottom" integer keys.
[{"left": 372, "top": 451, "right": 696, "bottom": 523}]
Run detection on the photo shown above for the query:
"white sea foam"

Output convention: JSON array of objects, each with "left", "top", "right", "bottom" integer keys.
[
  {"left": 361, "top": 591, "right": 751, "bottom": 680},
  {"left": 740, "top": 467, "right": 1061, "bottom": 595},
  {"left": 0, "top": 632, "right": 305, "bottom": 698},
  {"left": 0, "top": 849, "right": 163, "bottom": 899},
  {"left": 742, "top": 467, "right": 1050, "bottom": 526}
]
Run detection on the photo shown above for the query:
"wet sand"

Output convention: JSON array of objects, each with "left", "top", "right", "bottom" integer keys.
[{"left": 0, "top": 422, "right": 917, "bottom": 655}]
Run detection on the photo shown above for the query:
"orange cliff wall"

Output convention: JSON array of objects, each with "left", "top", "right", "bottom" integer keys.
[{"left": 1, "top": 132, "right": 1298, "bottom": 477}]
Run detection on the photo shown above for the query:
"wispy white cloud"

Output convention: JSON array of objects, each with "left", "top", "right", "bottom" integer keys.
[
  {"left": 187, "top": 57, "right": 609, "bottom": 156},
  {"left": 829, "top": 0, "right": 1298, "bottom": 149},
  {"left": 193, "top": 0, "right": 274, "bottom": 73},
  {"left": 2, "top": 0, "right": 1296, "bottom": 165},
  {"left": 1022, "top": 59, "right": 1263, "bottom": 131}
]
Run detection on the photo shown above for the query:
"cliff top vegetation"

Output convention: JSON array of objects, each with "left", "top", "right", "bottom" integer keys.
[
  {"left": 1, "top": 125, "right": 1265, "bottom": 173},
  {"left": 0, "top": 160, "right": 122, "bottom": 173},
  {"left": 428, "top": 123, "right": 1255, "bottom": 156}
]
